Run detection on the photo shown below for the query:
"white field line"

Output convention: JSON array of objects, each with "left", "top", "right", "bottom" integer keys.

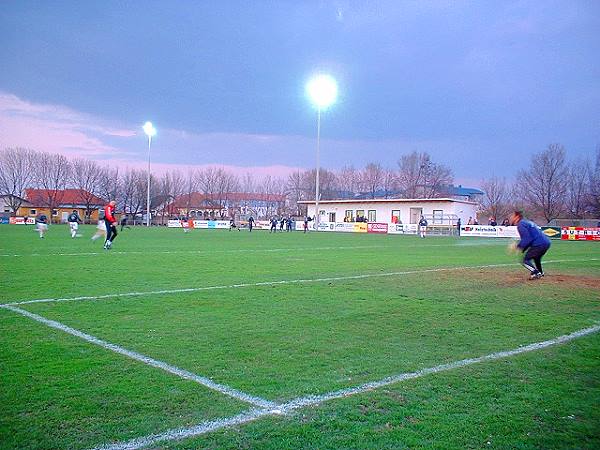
[
  {"left": 2, "top": 258, "right": 597, "bottom": 308},
  {"left": 0, "top": 305, "right": 277, "bottom": 410},
  {"left": 93, "top": 322, "right": 600, "bottom": 450},
  {"left": 0, "top": 240, "right": 508, "bottom": 258}
]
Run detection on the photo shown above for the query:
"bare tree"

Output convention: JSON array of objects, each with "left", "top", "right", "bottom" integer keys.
[
  {"left": 480, "top": 176, "right": 511, "bottom": 222},
  {"left": 0, "top": 147, "right": 37, "bottom": 215},
  {"left": 336, "top": 165, "right": 360, "bottom": 195},
  {"left": 516, "top": 144, "right": 568, "bottom": 223},
  {"left": 565, "top": 159, "right": 590, "bottom": 219},
  {"left": 382, "top": 169, "right": 398, "bottom": 199},
  {"left": 588, "top": 147, "right": 600, "bottom": 217},
  {"left": 71, "top": 158, "right": 103, "bottom": 222},
  {"left": 34, "top": 152, "right": 71, "bottom": 222},
  {"left": 359, "top": 163, "right": 385, "bottom": 199},
  {"left": 97, "top": 166, "right": 120, "bottom": 210},
  {"left": 285, "top": 170, "right": 307, "bottom": 216},
  {"left": 397, "top": 151, "right": 453, "bottom": 198},
  {"left": 240, "top": 172, "right": 256, "bottom": 193}
]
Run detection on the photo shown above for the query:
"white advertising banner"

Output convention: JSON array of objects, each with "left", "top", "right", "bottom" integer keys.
[
  {"left": 387, "top": 223, "right": 418, "bottom": 235},
  {"left": 460, "top": 225, "right": 519, "bottom": 238}
]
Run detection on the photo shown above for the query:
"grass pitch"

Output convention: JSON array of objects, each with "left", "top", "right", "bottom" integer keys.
[{"left": 1, "top": 225, "right": 599, "bottom": 449}]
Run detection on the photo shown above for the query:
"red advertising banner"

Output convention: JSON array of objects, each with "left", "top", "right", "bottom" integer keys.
[
  {"left": 367, "top": 222, "right": 388, "bottom": 234},
  {"left": 561, "top": 227, "right": 600, "bottom": 241}
]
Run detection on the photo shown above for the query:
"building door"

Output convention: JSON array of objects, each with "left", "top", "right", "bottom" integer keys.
[
  {"left": 61, "top": 211, "right": 69, "bottom": 223},
  {"left": 410, "top": 207, "right": 422, "bottom": 224}
]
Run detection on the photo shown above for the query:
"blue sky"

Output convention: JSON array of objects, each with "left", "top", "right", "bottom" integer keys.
[{"left": 1, "top": 1, "right": 599, "bottom": 183}]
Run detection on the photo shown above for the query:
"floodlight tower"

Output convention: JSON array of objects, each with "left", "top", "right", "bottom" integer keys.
[
  {"left": 306, "top": 74, "right": 338, "bottom": 231},
  {"left": 143, "top": 121, "right": 157, "bottom": 227}
]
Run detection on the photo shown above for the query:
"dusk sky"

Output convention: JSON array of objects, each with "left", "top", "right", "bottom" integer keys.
[{"left": 1, "top": 1, "right": 599, "bottom": 185}]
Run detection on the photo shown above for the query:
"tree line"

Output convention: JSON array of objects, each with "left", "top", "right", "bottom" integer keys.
[{"left": 0, "top": 144, "right": 598, "bottom": 223}]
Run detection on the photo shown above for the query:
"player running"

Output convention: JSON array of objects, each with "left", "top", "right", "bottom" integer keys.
[
  {"left": 509, "top": 210, "right": 551, "bottom": 280},
  {"left": 103, "top": 200, "right": 118, "bottom": 250},
  {"left": 67, "top": 210, "right": 83, "bottom": 238},
  {"left": 36, "top": 214, "right": 48, "bottom": 238}
]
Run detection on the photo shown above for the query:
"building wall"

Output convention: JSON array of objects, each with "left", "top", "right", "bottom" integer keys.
[
  {"left": 306, "top": 200, "right": 477, "bottom": 224},
  {"left": 16, "top": 206, "right": 101, "bottom": 223}
]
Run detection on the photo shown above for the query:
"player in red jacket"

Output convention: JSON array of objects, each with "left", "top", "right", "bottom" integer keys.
[{"left": 103, "top": 200, "right": 118, "bottom": 250}]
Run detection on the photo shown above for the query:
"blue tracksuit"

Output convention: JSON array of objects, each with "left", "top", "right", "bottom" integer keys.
[{"left": 516, "top": 220, "right": 551, "bottom": 250}]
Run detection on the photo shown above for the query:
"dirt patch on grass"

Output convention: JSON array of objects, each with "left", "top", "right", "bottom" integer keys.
[{"left": 454, "top": 269, "right": 600, "bottom": 290}]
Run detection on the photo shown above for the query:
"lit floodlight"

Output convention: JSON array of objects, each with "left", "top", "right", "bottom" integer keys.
[
  {"left": 306, "top": 74, "right": 338, "bottom": 109},
  {"left": 143, "top": 121, "right": 156, "bottom": 137}
]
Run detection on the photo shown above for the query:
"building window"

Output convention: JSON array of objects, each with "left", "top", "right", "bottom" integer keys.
[
  {"left": 433, "top": 209, "right": 443, "bottom": 224},
  {"left": 345, "top": 210, "right": 354, "bottom": 221},
  {"left": 328, "top": 212, "right": 336, "bottom": 222},
  {"left": 356, "top": 209, "right": 365, "bottom": 219},
  {"left": 391, "top": 210, "right": 401, "bottom": 223},
  {"left": 368, "top": 210, "right": 376, "bottom": 222},
  {"left": 30, "top": 209, "right": 37, "bottom": 215}
]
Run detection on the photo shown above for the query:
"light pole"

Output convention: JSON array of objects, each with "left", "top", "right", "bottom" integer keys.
[
  {"left": 143, "top": 121, "right": 156, "bottom": 227},
  {"left": 306, "top": 74, "right": 337, "bottom": 231}
]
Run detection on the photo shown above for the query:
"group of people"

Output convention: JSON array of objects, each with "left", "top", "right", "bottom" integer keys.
[{"left": 270, "top": 216, "right": 294, "bottom": 232}]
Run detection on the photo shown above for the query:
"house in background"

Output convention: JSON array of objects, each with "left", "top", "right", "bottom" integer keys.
[
  {"left": 1, "top": 194, "right": 31, "bottom": 216},
  {"left": 17, "top": 189, "right": 106, "bottom": 223}
]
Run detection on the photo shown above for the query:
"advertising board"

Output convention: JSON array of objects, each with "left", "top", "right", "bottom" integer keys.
[
  {"left": 9, "top": 217, "right": 36, "bottom": 225},
  {"left": 367, "top": 222, "right": 388, "bottom": 234},
  {"left": 541, "top": 226, "right": 562, "bottom": 239},
  {"left": 460, "top": 225, "right": 519, "bottom": 238},
  {"left": 561, "top": 227, "right": 600, "bottom": 241}
]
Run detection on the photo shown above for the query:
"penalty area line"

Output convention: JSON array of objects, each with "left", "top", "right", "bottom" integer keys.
[
  {"left": 0, "top": 304, "right": 277, "bottom": 410},
  {"left": 2, "top": 257, "right": 597, "bottom": 308},
  {"left": 92, "top": 322, "right": 600, "bottom": 450}
]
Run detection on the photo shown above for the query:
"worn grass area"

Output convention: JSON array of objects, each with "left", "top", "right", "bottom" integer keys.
[{"left": 0, "top": 224, "right": 598, "bottom": 449}]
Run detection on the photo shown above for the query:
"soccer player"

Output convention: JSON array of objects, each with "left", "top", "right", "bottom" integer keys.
[
  {"left": 247, "top": 216, "right": 255, "bottom": 232},
  {"left": 270, "top": 217, "right": 278, "bottom": 233},
  {"left": 418, "top": 215, "right": 428, "bottom": 238},
  {"left": 509, "top": 210, "right": 551, "bottom": 280},
  {"left": 91, "top": 219, "right": 106, "bottom": 241},
  {"left": 103, "top": 200, "right": 118, "bottom": 250},
  {"left": 229, "top": 217, "right": 240, "bottom": 231},
  {"left": 67, "top": 209, "right": 83, "bottom": 238},
  {"left": 36, "top": 214, "right": 48, "bottom": 238}
]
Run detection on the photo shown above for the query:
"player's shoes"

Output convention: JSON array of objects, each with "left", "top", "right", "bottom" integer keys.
[{"left": 528, "top": 272, "right": 542, "bottom": 280}]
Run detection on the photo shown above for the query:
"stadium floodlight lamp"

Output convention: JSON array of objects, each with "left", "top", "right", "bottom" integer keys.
[
  {"left": 306, "top": 74, "right": 338, "bottom": 231},
  {"left": 306, "top": 74, "right": 338, "bottom": 110},
  {"left": 143, "top": 121, "right": 157, "bottom": 137},
  {"left": 143, "top": 121, "right": 156, "bottom": 227}
]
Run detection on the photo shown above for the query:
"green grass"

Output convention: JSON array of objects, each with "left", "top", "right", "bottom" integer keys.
[{"left": 1, "top": 224, "right": 599, "bottom": 449}]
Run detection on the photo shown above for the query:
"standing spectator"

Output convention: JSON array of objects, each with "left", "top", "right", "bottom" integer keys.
[
  {"left": 502, "top": 218, "right": 510, "bottom": 226},
  {"left": 509, "top": 210, "right": 551, "bottom": 280},
  {"left": 67, "top": 210, "right": 83, "bottom": 238},
  {"left": 467, "top": 216, "right": 474, "bottom": 225},
  {"left": 103, "top": 200, "right": 118, "bottom": 250},
  {"left": 489, "top": 217, "right": 497, "bottom": 226},
  {"left": 418, "top": 215, "right": 428, "bottom": 238},
  {"left": 456, "top": 217, "right": 461, "bottom": 236},
  {"left": 303, "top": 216, "right": 309, "bottom": 233}
]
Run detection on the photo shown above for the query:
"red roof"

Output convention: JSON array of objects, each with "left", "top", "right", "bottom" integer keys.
[{"left": 25, "top": 189, "right": 107, "bottom": 207}]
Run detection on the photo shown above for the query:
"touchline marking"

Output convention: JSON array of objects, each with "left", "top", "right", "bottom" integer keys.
[
  {"left": 93, "top": 322, "right": 600, "bottom": 450},
  {"left": 2, "top": 258, "right": 597, "bottom": 308},
  {"left": 0, "top": 240, "right": 508, "bottom": 258},
  {"left": 0, "top": 244, "right": 388, "bottom": 258},
  {"left": 0, "top": 305, "right": 277, "bottom": 410}
]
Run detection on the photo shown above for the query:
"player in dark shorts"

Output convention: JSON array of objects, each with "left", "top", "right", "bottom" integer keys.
[
  {"left": 103, "top": 200, "right": 118, "bottom": 250},
  {"left": 510, "top": 210, "right": 551, "bottom": 280}
]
